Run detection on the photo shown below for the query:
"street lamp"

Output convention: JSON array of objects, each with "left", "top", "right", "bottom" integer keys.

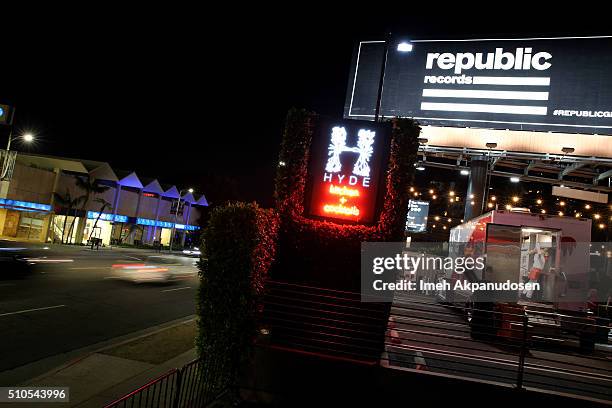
[
  {"left": 6, "top": 131, "right": 35, "bottom": 151},
  {"left": 169, "top": 188, "right": 194, "bottom": 252}
]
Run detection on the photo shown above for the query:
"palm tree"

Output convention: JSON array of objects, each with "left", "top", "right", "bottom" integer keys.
[
  {"left": 52, "top": 190, "right": 85, "bottom": 244},
  {"left": 89, "top": 197, "right": 112, "bottom": 248},
  {"left": 74, "top": 175, "right": 110, "bottom": 244}
]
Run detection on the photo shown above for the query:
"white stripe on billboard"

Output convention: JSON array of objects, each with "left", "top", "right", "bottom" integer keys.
[
  {"left": 422, "top": 89, "right": 549, "bottom": 100},
  {"left": 420, "top": 102, "right": 547, "bottom": 115},
  {"left": 472, "top": 76, "right": 550, "bottom": 86}
]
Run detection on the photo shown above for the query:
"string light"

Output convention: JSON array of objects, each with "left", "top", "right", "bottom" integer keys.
[
  {"left": 469, "top": 194, "right": 474, "bottom": 199},
  {"left": 432, "top": 195, "right": 437, "bottom": 199},
  {"left": 512, "top": 196, "right": 519, "bottom": 203},
  {"left": 585, "top": 204, "right": 591, "bottom": 210},
  {"left": 536, "top": 199, "right": 542, "bottom": 204},
  {"left": 560, "top": 201, "right": 566, "bottom": 206},
  {"left": 491, "top": 196, "right": 496, "bottom": 201},
  {"left": 541, "top": 209, "right": 546, "bottom": 214},
  {"left": 434, "top": 216, "right": 440, "bottom": 221},
  {"left": 487, "top": 203, "right": 494, "bottom": 208},
  {"left": 599, "top": 223, "right": 605, "bottom": 229},
  {"left": 594, "top": 214, "right": 601, "bottom": 220},
  {"left": 505, "top": 204, "right": 512, "bottom": 210},
  {"left": 449, "top": 191, "right": 455, "bottom": 197},
  {"left": 410, "top": 187, "right": 414, "bottom": 192},
  {"left": 429, "top": 189, "right": 434, "bottom": 194},
  {"left": 558, "top": 211, "right": 564, "bottom": 216}
]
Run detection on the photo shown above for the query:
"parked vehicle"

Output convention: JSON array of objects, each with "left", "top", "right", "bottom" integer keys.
[{"left": 438, "top": 209, "right": 610, "bottom": 350}]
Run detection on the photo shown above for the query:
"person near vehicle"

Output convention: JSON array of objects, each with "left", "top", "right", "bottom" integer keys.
[{"left": 524, "top": 244, "right": 549, "bottom": 299}]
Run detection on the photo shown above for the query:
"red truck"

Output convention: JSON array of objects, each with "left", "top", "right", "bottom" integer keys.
[{"left": 438, "top": 209, "right": 609, "bottom": 350}]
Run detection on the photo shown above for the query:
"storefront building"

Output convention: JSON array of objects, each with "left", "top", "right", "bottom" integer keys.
[{"left": 0, "top": 153, "right": 207, "bottom": 246}]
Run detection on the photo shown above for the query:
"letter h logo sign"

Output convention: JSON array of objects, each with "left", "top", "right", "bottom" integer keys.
[{"left": 325, "top": 126, "right": 375, "bottom": 177}]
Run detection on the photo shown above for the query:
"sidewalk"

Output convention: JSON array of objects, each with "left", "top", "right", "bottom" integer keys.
[{"left": 0, "top": 316, "right": 198, "bottom": 407}]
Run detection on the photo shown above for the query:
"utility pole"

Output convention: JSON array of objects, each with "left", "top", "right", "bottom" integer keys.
[{"left": 169, "top": 188, "right": 193, "bottom": 252}]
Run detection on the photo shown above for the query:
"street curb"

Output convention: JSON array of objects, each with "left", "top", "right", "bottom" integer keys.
[{"left": 0, "top": 314, "right": 197, "bottom": 386}]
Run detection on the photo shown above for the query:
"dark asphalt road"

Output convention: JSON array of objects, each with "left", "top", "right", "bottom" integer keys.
[{"left": 0, "top": 241, "right": 199, "bottom": 375}]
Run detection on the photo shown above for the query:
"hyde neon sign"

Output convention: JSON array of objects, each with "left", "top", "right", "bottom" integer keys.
[{"left": 306, "top": 119, "right": 390, "bottom": 224}]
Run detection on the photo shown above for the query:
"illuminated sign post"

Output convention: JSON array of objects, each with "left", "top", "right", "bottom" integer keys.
[
  {"left": 306, "top": 119, "right": 390, "bottom": 224},
  {"left": 405, "top": 200, "right": 429, "bottom": 233},
  {"left": 0, "top": 104, "right": 11, "bottom": 125}
]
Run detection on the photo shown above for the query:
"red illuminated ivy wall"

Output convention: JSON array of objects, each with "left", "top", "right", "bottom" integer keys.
[{"left": 273, "top": 108, "right": 420, "bottom": 289}]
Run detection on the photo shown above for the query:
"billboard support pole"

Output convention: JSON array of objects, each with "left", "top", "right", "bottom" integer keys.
[{"left": 374, "top": 32, "right": 390, "bottom": 122}]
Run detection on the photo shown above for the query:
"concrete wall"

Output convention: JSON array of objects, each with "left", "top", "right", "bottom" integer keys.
[
  {"left": 187, "top": 205, "right": 201, "bottom": 225},
  {"left": 55, "top": 173, "right": 84, "bottom": 205},
  {"left": 138, "top": 195, "right": 159, "bottom": 219},
  {"left": 157, "top": 198, "right": 174, "bottom": 222},
  {"left": 116, "top": 188, "right": 140, "bottom": 217},
  {"left": 93, "top": 187, "right": 117, "bottom": 212},
  {"left": 7, "top": 163, "right": 56, "bottom": 204}
]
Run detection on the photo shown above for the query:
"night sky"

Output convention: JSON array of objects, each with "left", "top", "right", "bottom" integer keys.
[{"left": 1, "top": 11, "right": 606, "bottom": 207}]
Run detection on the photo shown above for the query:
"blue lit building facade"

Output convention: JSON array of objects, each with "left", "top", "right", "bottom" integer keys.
[{"left": 0, "top": 153, "right": 207, "bottom": 247}]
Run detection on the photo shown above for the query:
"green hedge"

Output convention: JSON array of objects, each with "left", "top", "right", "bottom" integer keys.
[{"left": 196, "top": 202, "right": 279, "bottom": 391}]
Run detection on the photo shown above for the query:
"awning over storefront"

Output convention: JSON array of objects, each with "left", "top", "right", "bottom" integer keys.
[
  {"left": 136, "top": 217, "right": 200, "bottom": 231},
  {"left": 0, "top": 198, "right": 51, "bottom": 212},
  {"left": 86, "top": 211, "right": 128, "bottom": 223}
]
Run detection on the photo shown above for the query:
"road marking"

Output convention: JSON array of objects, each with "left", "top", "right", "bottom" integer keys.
[
  {"left": 162, "top": 287, "right": 191, "bottom": 292},
  {"left": 125, "top": 256, "right": 142, "bottom": 261},
  {"left": 0, "top": 304, "right": 66, "bottom": 317},
  {"left": 26, "top": 258, "right": 75, "bottom": 263},
  {"left": 69, "top": 267, "right": 108, "bottom": 270}
]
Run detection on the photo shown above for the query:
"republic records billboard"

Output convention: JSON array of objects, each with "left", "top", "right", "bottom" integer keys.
[{"left": 344, "top": 36, "right": 612, "bottom": 135}]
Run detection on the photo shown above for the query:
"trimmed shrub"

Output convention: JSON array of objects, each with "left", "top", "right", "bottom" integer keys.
[{"left": 196, "top": 202, "right": 279, "bottom": 391}]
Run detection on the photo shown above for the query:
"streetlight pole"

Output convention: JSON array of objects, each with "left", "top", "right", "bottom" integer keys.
[
  {"left": 3, "top": 107, "right": 34, "bottom": 153},
  {"left": 374, "top": 32, "right": 391, "bottom": 122},
  {"left": 169, "top": 188, "right": 193, "bottom": 252},
  {"left": 4, "top": 107, "right": 15, "bottom": 152}
]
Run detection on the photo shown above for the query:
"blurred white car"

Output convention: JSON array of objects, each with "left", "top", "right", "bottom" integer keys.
[
  {"left": 111, "top": 256, "right": 197, "bottom": 283},
  {"left": 182, "top": 247, "right": 201, "bottom": 257}
]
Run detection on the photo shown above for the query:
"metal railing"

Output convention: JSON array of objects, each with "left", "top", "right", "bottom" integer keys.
[
  {"left": 104, "top": 357, "right": 226, "bottom": 408},
  {"left": 385, "top": 295, "right": 612, "bottom": 402},
  {"left": 260, "top": 280, "right": 612, "bottom": 404}
]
